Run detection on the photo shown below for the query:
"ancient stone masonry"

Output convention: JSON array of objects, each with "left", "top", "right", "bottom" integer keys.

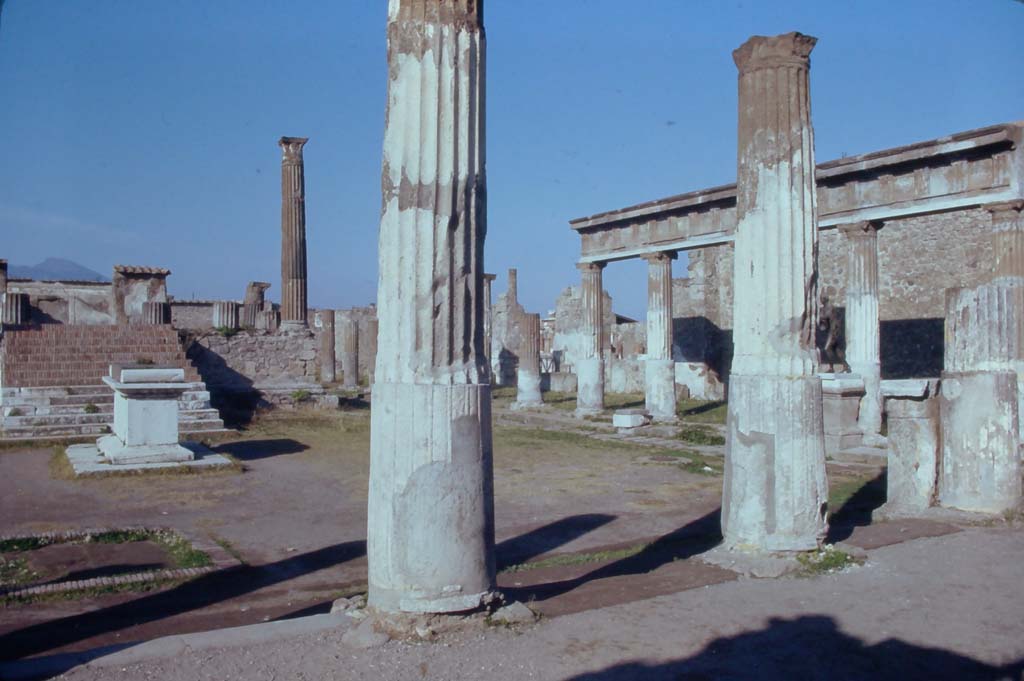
[
  {"left": 212, "top": 301, "right": 240, "bottom": 331},
  {"left": 513, "top": 312, "right": 543, "bottom": 409},
  {"left": 938, "top": 200, "right": 1023, "bottom": 513},
  {"left": 318, "top": 309, "right": 336, "bottom": 383},
  {"left": 367, "top": 0, "right": 495, "bottom": 614},
  {"left": 491, "top": 268, "right": 525, "bottom": 386},
  {"left": 141, "top": 301, "right": 170, "bottom": 325},
  {"left": 722, "top": 33, "right": 829, "bottom": 552},
  {"left": 2, "top": 292, "right": 29, "bottom": 326},
  {"left": 575, "top": 262, "right": 606, "bottom": 416},
  {"left": 279, "top": 136, "right": 309, "bottom": 330},
  {"left": 644, "top": 251, "right": 676, "bottom": 421},
  {"left": 242, "top": 281, "right": 271, "bottom": 328},
  {"left": 337, "top": 311, "right": 360, "bottom": 388},
  {"left": 880, "top": 379, "right": 941, "bottom": 517},
  {"left": 842, "top": 221, "right": 883, "bottom": 443},
  {"left": 111, "top": 265, "right": 169, "bottom": 326}
]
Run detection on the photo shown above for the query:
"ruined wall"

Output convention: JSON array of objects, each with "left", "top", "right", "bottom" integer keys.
[
  {"left": 333, "top": 305, "right": 378, "bottom": 383},
  {"left": 188, "top": 330, "right": 320, "bottom": 393},
  {"left": 678, "top": 207, "right": 994, "bottom": 380},
  {"left": 7, "top": 280, "right": 113, "bottom": 325},
  {"left": 490, "top": 292, "right": 525, "bottom": 385},
  {"left": 170, "top": 301, "right": 216, "bottom": 330},
  {"left": 551, "top": 285, "right": 614, "bottom": 373}
]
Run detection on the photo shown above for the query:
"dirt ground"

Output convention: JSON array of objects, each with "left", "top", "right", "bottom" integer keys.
[{"left": 0, "top": 397, "right": 1017, "bottom": 679}]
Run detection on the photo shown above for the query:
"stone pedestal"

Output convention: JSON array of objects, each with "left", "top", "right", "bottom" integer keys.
[
  {"left": 575, "top": 262, "right": 606, "bottom": 416},
  {"left": 939, "top": 370, "right": 1021, "bottom": 513},
  {"left": 141, "top": 301, "right": 169, "bottom": 325},
  {"left": 513, "top": 313, "right": 543, "bottom": 409},
  {"left": 880, "top": 380, "right": 940, "bottom": 517},
  {"left": 819, "top": 374, "right": 865, "bottom": 455},
  {"left": 319, "top": 310, "right": 336, "bottom": 383},
  {"left": 2, "top": 292, "right": 29, "bottom": 326},
  {"left": 723, "top": 32, "right": 828, "bottom": 551},
  {"left": 98, "top": 366, "right": 193, "bottom": 465},
  {"left": 842, "top": 221, "right": 884, "bottom": 445},
  {"left": 212, "top": 301, "right": 240, "bottom": 330},
  {"left": 644, "top": 252, "right": 677, "bottom": 421},
  {"left": 279, "top": 136, "right": 309, "bottom": 329},
  {"left": 338, "top": 313, "right": 359, "bottom": 388},
  {"left": 367, "top": 0, "right": 494, "bottom": 614}
]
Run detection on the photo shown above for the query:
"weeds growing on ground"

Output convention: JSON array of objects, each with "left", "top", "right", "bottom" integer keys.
[
  {"left": 676, "top": 425, "right": 725, "bottom": 446},
  {"left": 794, "top": 545, "right": 862, "bottom": 577}
]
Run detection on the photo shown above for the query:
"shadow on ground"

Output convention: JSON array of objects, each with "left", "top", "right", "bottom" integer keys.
[
  {"left": 828, "top": 471, "right": 887, "bottom": 544},
  {"left": 563, "top": 614, "right": 1022, "bottom": 681},
  {"left": 213, "top": 438, "right": 309, "bottom": 461},
  {"left": 504, "top": 510, "right": 721, "bottom": 604},
  {"left": 496, "top": 514, "right": 617, "bottom": 571}
]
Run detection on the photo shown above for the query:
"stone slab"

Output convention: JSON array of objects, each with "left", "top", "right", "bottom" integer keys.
[
  {"left": 880, "top": 378, "right": 940, "bottom": 399},
  {"left": 612, "top": 411, "right": 650, "bottom": 428},
  {"left": 66, "top": 442, "right": 231, "bottom": 477}
]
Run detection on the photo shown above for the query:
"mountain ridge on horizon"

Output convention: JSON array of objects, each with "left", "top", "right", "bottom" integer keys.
[{"left": 7, "top": 257, "right": 109, "bottom": 283}]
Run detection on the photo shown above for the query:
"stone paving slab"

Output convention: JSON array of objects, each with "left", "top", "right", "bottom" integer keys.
[{"left": 65, "top": 442, "right": 233, "bottom": 477}]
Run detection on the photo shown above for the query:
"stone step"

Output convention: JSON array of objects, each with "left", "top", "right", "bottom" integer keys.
[{"left": 0, "top": 411, "right": 227, "bottom": 439}]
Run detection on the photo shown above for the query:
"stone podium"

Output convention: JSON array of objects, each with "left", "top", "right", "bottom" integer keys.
[{"left": 97, "top": 365, "right": 194, "bottom": 465}]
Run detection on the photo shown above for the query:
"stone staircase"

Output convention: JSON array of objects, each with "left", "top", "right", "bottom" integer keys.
[{"left": 0, "top": 325, "right": 226, "bottom": 440}]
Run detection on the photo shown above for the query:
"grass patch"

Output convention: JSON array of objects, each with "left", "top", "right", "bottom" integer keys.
[
  {"left": 2, "top": 577, "right": 183, "bottom": 607},
  {"left": 1, "top": 528, "right": 211, "bottom": 571},
  {"left": 677, "top": 399, "right": 728, "bottom": 424},
  {"left": 500, "top": 544, "right": 648, "bottom": 574},
  {"left": 83, "top": 402, "right": 101, "bottom": 415},
  {"left": 211, "top": 535, "right": 247, "bottom": 565},
  {"left": 290, "top": 389, "right": 312, "bottom": 404},
  {"left": 828, "top": 474, "right": 878, "bottom": 514},
  {"left": 675, "top": 452, "right": 723, "bottom": 477},
  {"left": 794, "top": 545, "right": 862, "bottom": 577},
  {"left": 0, "top": 556, "right": 39, "bottom": 589},
  {"left": 676, "top": 425, "right": 725, "bottom": 446},
  {"left": 497, "top": 427, "right": 613, "bottom": 451},
  {"left": 215, "top": 326, "right": 239, "bottom": 338}
]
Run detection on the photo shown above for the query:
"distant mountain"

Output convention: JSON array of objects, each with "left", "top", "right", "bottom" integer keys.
[{"left": 8, "top": 258, "right": 108, "bottom": 282}]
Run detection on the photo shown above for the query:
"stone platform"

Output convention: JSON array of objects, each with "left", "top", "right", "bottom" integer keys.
[{"left": 66, "top": 442, "right": 232, "bottom": 477}]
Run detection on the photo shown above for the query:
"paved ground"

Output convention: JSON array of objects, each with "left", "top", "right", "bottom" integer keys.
[{"left": 19, "top": 526, "right": 1024, "bottom": 681}]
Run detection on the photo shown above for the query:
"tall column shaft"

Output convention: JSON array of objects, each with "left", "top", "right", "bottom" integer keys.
[
  {"left": 513, "top": 312, "right": 543, "bottom": 408},
  {"left": 576, "top": 261, "right": 605, "bottom": 415},
  {"left": 842, "top": 221, "right": 883, "bottom": 440},
  {"left": 507, "top": 268, "right": 518, "bottom": 305},
  {"left": 368, "top": 0, "right": 494, "bottom": 614},
  {"left": 320, "top": 310, "right": 336, "bottom": 383},
  {"left": 279, "top": 136, "right": 309, "bottom": 328},
  {"left": 990, "top": 200, "right": 1024, "bottom": 284},
  {"left": 483, "top": 273, "right": 496, "bottom": 379},
  {"left": 723, "top": 32, "right": 828, "bottom": 551},
  {"left": 644, "top": 252, "right": 677, "bottom": 420},
  {"left": 337, "top": 313, "right": 360, "bottom": 388}
]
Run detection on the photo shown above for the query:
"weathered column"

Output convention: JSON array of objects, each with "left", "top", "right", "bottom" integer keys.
[
  {"left": 879, "top": 380, "right": 941, "bottom": 517},
  {"left": 2, "top": 292, "right": 28, "bottom": 326},
  {"left": 242, "top": 281, "right": 271, "bottom": 328},
  {"left": 367, "top": 0, "right": 494, "bottom": 614},
  {"left": 513, "top": 312, "right": 543, "bottom": 408},
  {"left": 575, "top": 261, "right": 606, "bottom": 416},
  {"left": 506, "top": 268, "right": 518, "bottom": 305},
  {"left": 279, "top": 136, "right": 309, "bottom": 331},
  {"left": 141, "top": 301, "right": 170, "bottom": 325},
  {"left": 212, "top": 301, "right": 240, "bottom": 330},
  {"left": 365, "top": 318, "right": 379, "bottom": 385},
  {"left": 319, "top": 310, "right": 336, "bottom": 383},
  {"left": 723, "top": 33, "right": 828, "bottom": 552},
  {"left": 337, "top": 312, "right": 359, "bottom": 388},
  {"left": 842, "top": 220, "right": 883, "bottom": 444},
  {"left": 483, "top": 273, "right": 496, "bottom": 379},
  {"left": 644, "top": 251, "right": 677, "bottom": 421}
]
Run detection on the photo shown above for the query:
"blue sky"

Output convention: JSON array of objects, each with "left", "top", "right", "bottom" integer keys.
[{"left": 0, "top": 1, "right": 1021, "bottom": 320}]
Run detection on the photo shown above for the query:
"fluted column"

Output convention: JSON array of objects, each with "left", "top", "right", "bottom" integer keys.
[
  {"left": 723, "top": 32, "right": 828, "bottom": 552},
  {"left": 141, "top": 301, "right": 170, "bottom": 325},
  {"left": 842, "top": 220, "right": 883, "bottom": 442},
  {"left": 2, "top": 292, "right": 28, "bottom": 326},
  {"left": 279, "top": 136, "right": 309, "bottom": 331},
  {"left": 644, "top": 251, "right": 677, "bottom": 421},
  {"left": 990, "top": 200, "right": 1024, "bottom": 285},
  {"left": 483, "top": 273, "right": 496, "bottom": 379},
  {"left": 513, "top": 312, "right": 543, "bottom": 408},
  {"left": 368, "top": 0, "right": 494, "bottom": 614},
  {"left": 212, "top": 301, "right": 240, "bottom": 330},
  {"left": 320, "top": 310, "right": 336, "bottom": 383},
  {"left": 575, "top": 261, "right": 606, "bottom": 416}
]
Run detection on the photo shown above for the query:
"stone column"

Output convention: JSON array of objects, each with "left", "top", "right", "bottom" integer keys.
[
  {"left": 141, "top": 301, "right": 169, "bottom": 325},
  {"left": 0, "top": 259, "right": 7, "bottom": 320},
  {"left": 212, "top": 301, "right": 240, "bottom": 330},
  {"left": 842, "top": 220, "right": 884, "bottom": 445},
  {"left": 365, "top": 318, "right": 379, "bottom": 385},
  {"left": 644, "top": 251, "right": 677, "bottom": 421},
  {"left": 320, "top": 309, "right": 336, "bottom": 383},
  {"left": 338, "top": 312, "right": 359, "bottom": 388},
  {"left": 367, "top": 0, "right": 494, "bottom": 614},
  {"left": 242, "top": 281, "right": 271, "bottom": 328},
  {"left": 575, "top": 262, "right": 606, "bottom": 416},
  {"left": 880, "top": 382, "right": 940, "bottom": 517},
  {"left": 279, "top": 136, "right": 309, "bottom": 331},
  {"left": 483, "top": 273, "right": 496, "bottom": 379},
  {"left": 507, "top": 268, "right": 518, "bottom": 304},
  {"left": 2, "top": 292, "right": 28, "bottom": 326},
  {"left": 513, "top": 312, "right": 543, "bottom": 408},
  {"left": 722, "top": 32, "right": 828, "bottom": 552}
]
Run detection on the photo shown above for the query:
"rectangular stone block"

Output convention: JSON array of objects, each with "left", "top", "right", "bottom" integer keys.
[
  {"left": 882, "top": 395, "right": 939, "bottom": 515},
  {"left": 612, "top": 410, "right": 650, "bottom": 429}
]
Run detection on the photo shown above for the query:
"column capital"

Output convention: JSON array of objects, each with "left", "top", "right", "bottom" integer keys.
[
  {"left": 483, "top": 273, "right": 497, "bottom": 282},
  {"left": 642, "top": 250, "right": 677, "bottom": 264},
  {"left": 576, "top": 261, "right": 606, "bottom": 273},
  {"left": 839, "top": 220, "right": 883, "bottom": 238},
  {"left": 733, "top": 32, "right": 816, "bottom": 74},
  {"left": 985, "top": 200, "right": 1024, "bottom": 222},
  {"left": 278, "top": 136, "right": 309, "bottom": 164}
]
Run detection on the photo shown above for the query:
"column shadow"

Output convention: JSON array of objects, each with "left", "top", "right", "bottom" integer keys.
[
  {"left": 827, "top": 471, "right": 887, "bottom": 544},
  {"left": 496, "top": 514, "right": 617, "bottom": 571},
  {"left": 562, "top": 614, "right": 1022, "bottom": 681}
]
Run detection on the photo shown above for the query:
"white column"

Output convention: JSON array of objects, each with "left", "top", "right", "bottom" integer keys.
[
  {"left": 575, "top": 261, "right": 605, "bottom": 416},
  {"left": 644, "top": 251, "right": 677, "bottom": 421},
  {"left": 841, "top": 220, "right": 883, "bottom": 444},
  {"left": 367, "top": 0, "right": 495, "bottom": 614}
]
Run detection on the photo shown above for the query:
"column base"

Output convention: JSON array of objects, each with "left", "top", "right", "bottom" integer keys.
[
  {"left": 367, "top": 382, "right": 496, "bottom": 614},
  {"left": 645, "top": 358, "right": 677, "bottom": 422},
  {"left": 278, "top": 320, "right": 311, "bottom": 336},
  {"left": 722, "top": 374, "right": 828, "bottom": 552},
  {"left": 881, "top": 396, "right": 939, "bottom": 516},
  {"left": 98, "top": 434, "right": 195, "bottom": 465},
  {"left": 575, "top": 357, "right": 604, "bottom": 416},
  {"left": 512, "top": 369, "right": 543, "bottom": 409},
  {"left": 939, "top": 370, "right": 1021, "bottom": 514}
]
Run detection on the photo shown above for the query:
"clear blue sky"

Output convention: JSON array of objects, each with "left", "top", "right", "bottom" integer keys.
[{"left": 1, "top": 1, "right": 1021, "bottom": 320}]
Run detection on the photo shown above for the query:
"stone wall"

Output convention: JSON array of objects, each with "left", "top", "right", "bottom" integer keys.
[
  {"left": 170, "top": 301, "right": 216, "bottom": 330},
  {"left": 551, "top": 285, "right": 614, "bottom": 373},
  {"left": 7, "top": 279, "right": 114, "bottom": 325},
  {"left": 187, "top": 330, "right": 320, "bottom": 395}
]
